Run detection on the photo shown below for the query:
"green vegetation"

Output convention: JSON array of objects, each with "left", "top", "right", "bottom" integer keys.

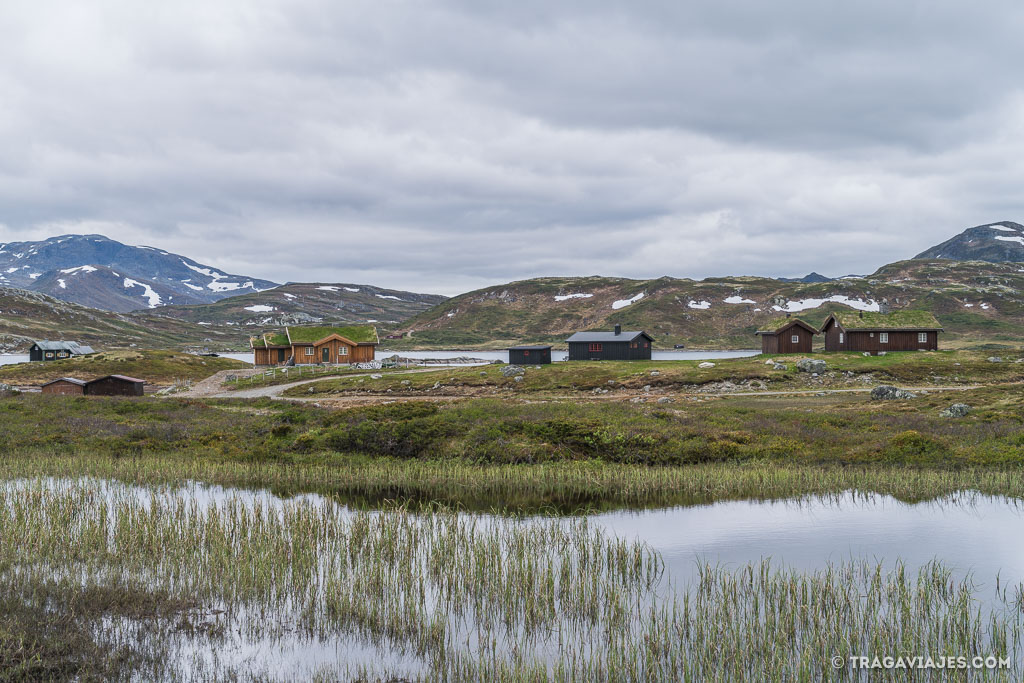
[
  {"left": 828, "top": 309, "right": 942, "bottom": 330},
  {"left": 290, "top": 349, "right": 1023, "bottom": 397},
  {"left": 0, "top": 349, "right": 249, "bottom": 386},
  {"left": 285, "top": 324, "right": 379, "bottom": 343}
]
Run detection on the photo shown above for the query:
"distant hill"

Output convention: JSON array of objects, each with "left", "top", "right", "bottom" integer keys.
[
  {"left": 389, "top": 260, "right": 1024, "bottom": 349},
  {"left": 0, "top": 286, "right": 242, "bottom": 353},
  {"left": 778, "top": 272, "right": 832, "bottom": 283},
  {"left": 0, "top": 234, "right": 277, "bottom": 312},
  {"left": 915, "top": 222, "right": 1024, "bottom": 262},
  {"left": 147, "top": 282, "right": 446, "bottom": 327}
]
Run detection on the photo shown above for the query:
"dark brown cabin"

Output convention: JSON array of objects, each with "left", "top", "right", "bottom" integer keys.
[
  {"left": 565, "top": 325, "right": 653, "bottom": 361},
  {"left": 251, "top": 325, "right": 379, "bottom": 366},
  {"left": 820, "top": 310, "right": 942, "bottom": 354},
  {"left": 85, "top": 375, "right": 146, "bottom": 396},
  {"left": 508, "top": 345, "right": 552, "bottom": 364},
  {"left": 755, "top": 318, "right": 816, "bottom": 354},
  {"left": 41, "top": 378, "right": 87, "bottom": 395}
]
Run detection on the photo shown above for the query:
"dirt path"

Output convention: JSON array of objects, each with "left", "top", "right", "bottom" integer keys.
[{"left": 175, "top": 368, "right": 442, "bottom": 400}]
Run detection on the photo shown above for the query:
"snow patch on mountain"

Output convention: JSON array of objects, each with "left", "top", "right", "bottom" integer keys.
[
  {"left": 554, "top": 293, "right": 593, "bottom": 301},
  {"left": 612, "top": 292, "right": 645, "bottom": 309},
  {"left": 723, "top": 296, "right": 755, "bottom": 304},
  {"left": 994, "top": 235, "right": 1024, "bottom": 246},
  {"left": 317, "top": 286, "right": 340, "bottom": 292},
  {"left": 282, "top": 293, "right": 296, "bottom": 299},
  {"left": 59, "top": 265, "right": 98, "bottom": 275},
  {"left": 344, "top": 287, "right": 359, "bottom": 292},
  {"left": 688, "top": 300, "right": 711, "bottom": 309},
  {"left": 773, "top": 295, "right": 879, "bottom": 313},
  {"left": 376, "top": 294, "right": 402, "bottom": 301},
  {"left": 123, "top": 278, "right": 163, "bottom": 308},
  {"left": 244, "top": 305, "right": 276, "bottom": 312},
  {"left": 57, "top": 279, "right": 66, "bottom": 289},
  {"left": 990, "top": 224, "right": 1017, "bottom": 232}
]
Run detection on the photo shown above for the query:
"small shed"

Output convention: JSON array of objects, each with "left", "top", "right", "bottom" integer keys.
[
  {"left": 85, "top": 375, "right": 146, "bottom": 397},
  {"left": 29, "top": 341, "right": 96, "bottom": 362},
  {"left": 755, "top": 318, "right": 817, "bottom": 354},
  {"left": 565, "top": 325, "right": 653, "bottom": 361},
  {"left": 508, "top": 345, "right": 552, "bottom": 365},
  {"left": 41, "top": 378, "right": 88, "bottom": 396}
]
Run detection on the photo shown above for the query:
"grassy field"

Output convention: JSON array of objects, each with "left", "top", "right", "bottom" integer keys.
[
  {"left": 0, "top": 349, "right": 249, "bottom": 387},
  {"left": 286, "top": 349, "right": 1024, "bottom": 398}
]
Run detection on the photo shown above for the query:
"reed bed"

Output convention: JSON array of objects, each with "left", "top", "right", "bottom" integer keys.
[{"left": 0, "top": 478, "right": 1021, "bottom": 681}]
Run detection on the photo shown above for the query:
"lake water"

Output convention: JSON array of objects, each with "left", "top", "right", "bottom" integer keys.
[
  {"left": 0, "top": 354, "right": 28, "bottom": 367},
  {"left": 377, "top": 348, "right": 760, "bottom": 364}
]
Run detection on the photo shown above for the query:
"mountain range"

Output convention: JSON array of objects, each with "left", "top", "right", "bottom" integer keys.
[{"left": 1, "top": 222, "right": 1023, "bottom": 352}]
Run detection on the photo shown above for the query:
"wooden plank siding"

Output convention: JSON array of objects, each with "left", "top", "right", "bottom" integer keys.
[
  {"left": 822, "top": 319, "right": 939, "bottom": 353},
  {"left": 567, "top": 340, "right": 652, "bottom": 361},
  {"left": 759, "top": 326, "right": 813, "bottom": 354},
  {"left": 41, "top": 380, "right": 86, "bottom": 396}
]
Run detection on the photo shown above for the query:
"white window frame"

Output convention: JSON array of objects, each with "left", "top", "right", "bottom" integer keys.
[
  {"left": 304, "top": 347, "right": 314, "bottom": 356},
  {"left": 838, "top": 332, "right": 844, "bottom": 344},
  {"left": 880, "top": 332, "right": 889, "bottom": 344},
  {"left": 791, "top": 334, "right": 799, "bottom": 344},
  {"left": 918, "top": 332, "right": 927, "bottom": 344},
  {"left": 338, "top": 346, "right": 348, "bottom": 356}
]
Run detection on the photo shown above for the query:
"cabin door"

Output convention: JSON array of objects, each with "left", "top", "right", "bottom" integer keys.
[
  {"left": 277, "top": 349, "right": 286, "bottom": 363},
  {"left": 322, "top": 347, "right": 330, "bottom": 363}
]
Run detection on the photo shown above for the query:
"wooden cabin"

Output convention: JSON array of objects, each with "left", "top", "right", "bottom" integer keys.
[
  {"left": 566, "top": 325, "right": 653, "bottom": 361},
  {"left": 508, "top": 345, "right": 552, "bottom": 365},
  {"left": 41, "top": 378, "right": 88, "bottom": 395},
  {"left": 250, "top": 325, "right": 379, "bottom": 366},
  {"left": 86, "top": 375, "right": 146, "bottom": 396},
  {"left": 755, "top": 318, "right": 816, "bottom": 354},
  {"left": 29, "top": 340, "right": 95, "bottom": 362},
  {"left": 820, "top": 311, "right": 942, "bottom": 354}
]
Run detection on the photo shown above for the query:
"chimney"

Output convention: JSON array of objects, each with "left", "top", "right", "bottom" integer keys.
[
  {"left": 614, "top": 324, "right": 621, "bottom": 336},
  {"left": 859, "top": 311, "right": 863, "bottom": 319},
  {"left": 785, "top": 312, "right": 791, "bottom": 318},
  {"left": 879, "top": 302, "right": 890, "bottom": 315}
]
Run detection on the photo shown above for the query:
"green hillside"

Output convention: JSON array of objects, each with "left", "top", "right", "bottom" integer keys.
[{"left": 384, "top": 260, "right": 1024, "bottom": 349}]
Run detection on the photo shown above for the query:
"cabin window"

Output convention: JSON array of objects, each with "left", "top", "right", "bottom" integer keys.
[
  {"left": 791, "top": 335, "right": 799, "bottom": 344},
  {"left": 45, "top": 352, "right": 53, "bottom": 359},
  {"left": 839, "top": 333, "right": 844, "bottom": 344},
  {"left": 869, "top": 333, "right": 874, "bottom": 338},
  {"left": 631, "top": 342, "right": 638, "bottom": 349},
  {"left": 305, "top": 347, "right": 314, "bottom": 356},
  {"left": 589, "top": 343, "right": 603, "bottom": 352},
  {"left": 880, "top": 333, "right": 889, "bottom": 344},
  {"left": 918, "top": 332, "right": 927, "bottom": 343},
  {"left": 338, "top": 347, "right": 348, "bottom": 356}
]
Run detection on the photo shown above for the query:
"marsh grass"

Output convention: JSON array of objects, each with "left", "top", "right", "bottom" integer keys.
[{"left": 0, "top": 478, "right": 1021, "bottom": 681}]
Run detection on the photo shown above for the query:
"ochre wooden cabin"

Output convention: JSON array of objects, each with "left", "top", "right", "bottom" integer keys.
[
  {"left": 820, "top": 310, "right": 942, "bottom": 354},
  {"left": 250, "top": 325, "right": 379, "bottom": 366},
  {"left": 755, "top": 317, "right": 817, "bottom": 354}
]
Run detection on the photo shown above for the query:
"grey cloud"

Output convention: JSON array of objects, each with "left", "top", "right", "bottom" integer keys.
[{"left": 0, "top": 1, "right": 1022, "bottom": 295}]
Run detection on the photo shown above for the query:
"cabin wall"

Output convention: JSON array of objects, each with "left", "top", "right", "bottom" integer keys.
[
  {"left": 760, "top": 334, "right": 779, "bottom": 354},
  {"left": 509, "top": 348, "right": 552, "bottom": 364},
  {"left": 86, "top": 378, "right": 145, "bottom": 397},
  {"left": 848, "top": 331, "right": 938, "bottom": 354},
  {"left": 823, "top": 322, "right": 847, "bottom": 351},
  {"left": 778, "top": 327, "right": 814, "bottom": 354},
  {"left": 42, "top": 381, "right": 85, "bottom": 396},
  {"left": 568, "top": 339, "right": 651, "bottom": 361}
]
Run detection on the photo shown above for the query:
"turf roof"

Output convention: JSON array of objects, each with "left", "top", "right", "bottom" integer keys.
[
  {"left": 286, "top": 325, "right": 379, "bottom": 344},
  {"left": 755, "top": 317, "right": 815, "bottom": 334},
  {"left": 827, "top": 310, "right": 942, "bottom": 331}
]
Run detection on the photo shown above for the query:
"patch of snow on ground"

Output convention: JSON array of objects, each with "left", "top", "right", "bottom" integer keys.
[
  {"left": 723, "top": 296, "right": 755, "bottom": 304},
  {"left": 244, "top": 305, "right": 276, "bottom": 313},
  {"left": 981, "top": 303, "right": 990, "bottom": 310},
  {"left": 282, "top": 293, "right": 296, "bottom": 299},
  {"left": 123, "top": 278, "right": 162, "bottom": 308},
  {"left": 753, "top": 308, "right": 762, "bottom": 311},
  {"left": 688, "top": 300, "right": 711, "bottom": 309},
  {"left": 57, "top": 279, "right": 66, "bottom": 289},
  {"left": 4, "top": 268, "right": 17, "bottom": 274},
  {"left": 773, "top": 295, "right": 879, "bottom": 313},
  {"left": 207, "top": 281, "right": 242, "bottom": 293},
  {"left": 344, "top": 287, "right": 359, "bottom": 292},
  {"left": 994, "top": 235, "right": 1024, "bottom": 246},
  {"left": 316, "top": 286, "right": 340, "bottom": 292},
  {"left": 60, "top": 265, "right": 98, "bottom": 274},
  {"left": 446, "top": 311, "right": 456, "bottom": 317},
  {"left": 180, "top": 280, "right": 204, "bottom": 291},
  {"left": 197, "top": 322, "right": 212, "bottom": 325},
  {"left": 963, "top": 303, "right": 975, "bottom": 308},
  {"left": 376, "top": 294, "right": 402, "bottom": 301},
  {"left": 28, "top": 273, "right": 40, "bottom": 279},
  {"left": 990, "top": 224, "right": 1017, "bottom": 232},
  {"left": 554, "top": 293, "right": 593, "bottom": 301},
  {"left": 612, "top": 292, "right": 645, "bottom": 310}
]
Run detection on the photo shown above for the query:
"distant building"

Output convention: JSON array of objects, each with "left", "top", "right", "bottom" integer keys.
[
  {"left": 40, "top": 375, "right": 145, "bottom": 397},
  {"left": 250, "top": 325, "right": 380, "bottom": 366},
  {"left": 754, "top": 318, "right": 817, "bottom": 354},
  {"left": 85, "top": 375, "right": 146, "bottom": 396},
  {"left": 508, "top": 345, "right": 552, "bottom": 364},
  {"left": 820, "top": 311, "right": 942, "bottom": 354},
  {"left": 29, "top": 341, "right": 96, "bottom": 362},
  {"left": 41, "top": 378, "right": 88, "bottom": 395},
  {"left": 565, "top": 325, "right": 653, "bottom": 361}
]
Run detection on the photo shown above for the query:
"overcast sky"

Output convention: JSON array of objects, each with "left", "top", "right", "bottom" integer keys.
[{"left": 1, "top": 1, "right": 1022, "bottom": 294}]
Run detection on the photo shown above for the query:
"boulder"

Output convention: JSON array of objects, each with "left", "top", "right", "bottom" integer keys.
[
  {"left": 656, "top": 397, "right": 675, "bottom": 404},
  {"left": 870, "top": 385, "right": 917, "bottom": 400},
  {"left": 649, "top": 370, "right": 660, "bottom": 376},
  {"left": 764, "top": 359, "right": 775, "bottom": 365},
  {"left": 500, "top": 365, "right": 525, "bottom": 377},
  {"left": 796, "top": 359, "right": 827, "bottom": 373},
  {"left": 513, "top": 376, "right": 523, "bottom": 383},
  {"left": 698, "top": 362, "right": 715, "bottom": 369},
  {"left": 940, "top": 403, "right": 970, "bottom": 418},
  {"left": 400, "top": 380, "right": 412, "bottom": 386},
  {"left": 370, "top": 374, "right": 383, "bottom": 380},
  {"left": 987, "top": 357, "right": 1004, "bottom": 363},
  {"left": 772, "top": 363, "right": 787, "bottom": 371}
]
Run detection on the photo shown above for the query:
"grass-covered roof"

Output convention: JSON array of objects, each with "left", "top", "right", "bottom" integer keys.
[
  {"left": 829, "top": 310, "right": 942, "bottom": 331},
  {"left": 287, "top": 325, "right": 379, "bottom": 344},
  {"left": 755, "top": 317, "right": 815, "bottom": 334}
]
